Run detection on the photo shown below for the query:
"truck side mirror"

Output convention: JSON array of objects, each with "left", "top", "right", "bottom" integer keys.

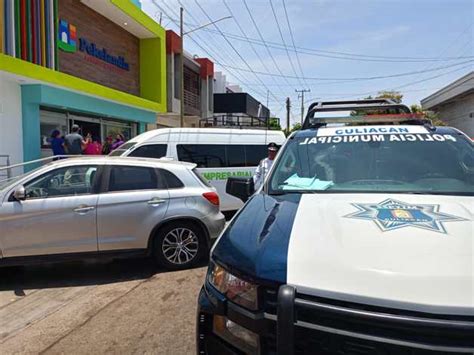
[{"left": 226, "top": 177, "right": 255, "bottom": 202}]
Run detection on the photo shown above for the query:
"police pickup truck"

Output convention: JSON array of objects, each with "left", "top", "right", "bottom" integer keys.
[{"left": 196, "top": 99, "right": 474, "bottom": 355}]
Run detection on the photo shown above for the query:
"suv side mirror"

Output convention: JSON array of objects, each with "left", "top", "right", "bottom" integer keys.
[
  {"left": 226, "top": 177, "right": 255, "bottom": 202},
  {"left": 13, "top": 185, "right": 26, "bottom": 201}
]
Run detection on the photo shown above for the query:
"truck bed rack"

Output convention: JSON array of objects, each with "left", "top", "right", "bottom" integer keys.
[{"left": 302, "top": 99, "right": 430, "bottom": 129}]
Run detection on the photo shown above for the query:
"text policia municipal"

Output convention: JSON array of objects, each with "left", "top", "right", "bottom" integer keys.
[{"left": 299, "top": 134, "right": 457, "bottom": 145}]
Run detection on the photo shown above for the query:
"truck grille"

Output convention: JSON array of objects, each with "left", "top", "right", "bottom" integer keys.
[{"left": 262, "top": 286, "right": 474, "bottom": 355}]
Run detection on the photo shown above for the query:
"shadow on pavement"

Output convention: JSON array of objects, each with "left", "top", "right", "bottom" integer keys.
[{"left": 0, "top": 257, "right": 208, "bottom": 292}]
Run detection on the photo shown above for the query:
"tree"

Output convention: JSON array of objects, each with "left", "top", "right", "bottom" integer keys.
[
  {"left": 374, "top": 90, "right": 403, "bottom": 103},
  {"left": 291, "top": 122, "right": 302, "bottom": 132},
  {"left": 267, "top": 117, "right": 282, "bottom": 130},
  {"left": 352, "top": 91, "right": 404, "bottom": 116},
  {"left": 410, "top": 104, "right": 445, "bottom": 126}
]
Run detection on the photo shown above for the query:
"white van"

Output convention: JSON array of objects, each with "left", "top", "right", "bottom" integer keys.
[{"left": 112, "top": 128, "right": 286, "bottom": 211}]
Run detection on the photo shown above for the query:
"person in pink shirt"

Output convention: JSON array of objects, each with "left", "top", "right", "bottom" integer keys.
[{"left": 84, "top": 136, "right": 103, "bottom": 155}]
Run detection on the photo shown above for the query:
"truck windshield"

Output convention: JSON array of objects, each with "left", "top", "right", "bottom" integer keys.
[{"left": 269, "top": 130, "right": 474, "bottom": 196}]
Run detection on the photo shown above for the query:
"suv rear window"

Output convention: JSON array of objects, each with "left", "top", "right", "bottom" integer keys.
[
  {"left": 158, "top": 168, "right": 184, "bottom": 189},
  {"left": 108, "top": 166, "right": 157, "bottom": 192}
]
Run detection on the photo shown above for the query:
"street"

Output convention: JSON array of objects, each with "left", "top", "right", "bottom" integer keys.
[{"left": 0, "top": 258, "right": 205, "bottom": 354}]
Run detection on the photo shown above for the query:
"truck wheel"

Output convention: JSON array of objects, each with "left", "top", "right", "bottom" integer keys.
[{"left": 153, "top": 222, "right": 205, "bottom": 270}]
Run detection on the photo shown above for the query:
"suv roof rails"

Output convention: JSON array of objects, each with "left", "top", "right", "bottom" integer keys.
[{"left": 302, "top": 99, "right": 426, "bottom": 129}]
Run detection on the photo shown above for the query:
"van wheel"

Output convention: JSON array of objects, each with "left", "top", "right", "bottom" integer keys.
[{"left": 153, "top": 222, "right": 204, "bottom": 270}]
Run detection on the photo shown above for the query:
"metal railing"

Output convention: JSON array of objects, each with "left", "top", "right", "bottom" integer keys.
[
  {"left": 0, "top": 155, "right": 81, "bottom": 186},
  {"left": 199, "top": 114, "right": 280, "bottom": 129},
  {"left": 0, "top": 155, "right": 12, "bottom": 181}
]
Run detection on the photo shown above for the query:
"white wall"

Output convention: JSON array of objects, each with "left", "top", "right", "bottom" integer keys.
[
  {"left": 437, "top": 94, "right": 474, "bottom": 137},
  {"left": 0, "top": 74, "right": 23, "bottom": 176}
]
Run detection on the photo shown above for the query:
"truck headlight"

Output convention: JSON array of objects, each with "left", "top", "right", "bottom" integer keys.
[{"left": 208, "top": 263, "right": 259, "bottom": 310}]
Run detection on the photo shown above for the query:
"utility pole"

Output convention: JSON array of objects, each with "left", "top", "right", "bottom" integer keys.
[
  {"left": 295, "top": 89, "right": 310, "bottom": 125},
  {"left": 179, "top": 7, "right": 184, "bottom": 128},
  {"left": 286, "top": 97, "right": 291, "bottom": 136},
  {"left": 177, "top": 8, "right": 230, "bottom": 128},
  {"left": 266, "top": 90, "right": 269, "bottom": 109}
]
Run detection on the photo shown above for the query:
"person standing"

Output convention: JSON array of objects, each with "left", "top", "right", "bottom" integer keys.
[
  {"left": 50, "top": 130, "right": 65, "bottom": 159},
  {"left": 64, "top": 124, "right": 88, "bottom": 155},
  {"left": 253, "top": 142, "right": 279, "bottom": 190},
  {"left": 111, "top": 133, "right": 125, "bottom": 151},
  {"left": 84, "top": 136, "right": 103, "bottom": 155}
]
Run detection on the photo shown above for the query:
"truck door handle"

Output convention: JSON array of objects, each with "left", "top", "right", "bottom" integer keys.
[
  {"left": 74, "top": 205, "right": 95, "bottom": 214},
  {"left": 147, "top": 198, "right": 166, "bottom": 206}
]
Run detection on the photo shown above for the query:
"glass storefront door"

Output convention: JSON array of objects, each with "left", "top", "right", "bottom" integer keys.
[{"left": 40, "top": 109, "right": 138, "bottom": 157}]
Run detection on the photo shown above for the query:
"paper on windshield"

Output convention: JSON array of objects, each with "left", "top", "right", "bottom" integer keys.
[{"left": 282, "top": 174, "right": 334, "bottom": 190}]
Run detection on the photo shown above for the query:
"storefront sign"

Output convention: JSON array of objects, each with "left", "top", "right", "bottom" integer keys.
[
  {"left": 58, "top": 19, "right": 129, "bottom": 71},
  {"left": 58, "top": 20, "right": 77, "bottom": 53},
  {"left": 79, "top": 39, "right": 130, "bottom": 71}
]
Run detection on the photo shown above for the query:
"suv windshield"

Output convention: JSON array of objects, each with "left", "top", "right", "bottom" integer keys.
[{"left": 269, "top": 129, "right": 474, "bottom": 196}]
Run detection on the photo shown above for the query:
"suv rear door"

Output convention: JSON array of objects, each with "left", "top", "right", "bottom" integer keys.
[{"left": 96, "top": 164, "right": 170, "bottom": 251}]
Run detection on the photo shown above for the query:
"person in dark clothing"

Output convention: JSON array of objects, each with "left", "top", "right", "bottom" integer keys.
[
  {"left": 64, "top": 124, "right": 88, "bottom": 155},
  {"left": 50, "top": 130, "right": 65, "bottom": 159},
  {"left": 102, "top": 135, "right": 113, "bottom": 155}
]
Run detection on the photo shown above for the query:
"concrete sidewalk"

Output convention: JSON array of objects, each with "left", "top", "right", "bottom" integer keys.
[{"left": 0, "top": 259, "right": 206, "bottom": 354}]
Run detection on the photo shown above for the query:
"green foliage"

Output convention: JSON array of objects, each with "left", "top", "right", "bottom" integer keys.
[
  {"left": 351, "top": 91, "right": 404, "bottom": 116},
  {"left": 268, "top": 117, "right": 282, "bottom": 130},
  {"left": 410, "top": 104, "right": 445, "bottom": 126}
]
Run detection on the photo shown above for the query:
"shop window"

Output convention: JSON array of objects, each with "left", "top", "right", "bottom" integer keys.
[{"left": 40, "top": 111, "right": 68, "bottom": 149}]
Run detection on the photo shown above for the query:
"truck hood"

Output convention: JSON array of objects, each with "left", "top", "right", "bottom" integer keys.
[
  {"left": 213, "top": 192, "right": 473, "bottom": 315},
  {"left": 287, "top": 193, "right": 473, "bottom": 315}
]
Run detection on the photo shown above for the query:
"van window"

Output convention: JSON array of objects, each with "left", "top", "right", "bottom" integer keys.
[
  {"left": 177, "top": 145, "right": 226, "bottom": 167},
  {"left": 129, "top": 144, "right": 167, "bottom": 159},
  {"left": 245, "top": 145, "right": 268, "bottom": 166},
  {"left": 227, "top": 145, "right": 246, "bottom": 167},
  {"left": 177, "top": 144, "right": 268, "bottom": 167}
]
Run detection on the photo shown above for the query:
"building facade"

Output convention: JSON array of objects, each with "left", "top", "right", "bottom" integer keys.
[
  {"left": 421, "top": 71, "right": 474, "bottom": 137},
  {"left": 0, "top": 0, "right": 167, "bottom": 171},
  {"left": 155, "top": 30, "right": 213, "bottom": 128}
]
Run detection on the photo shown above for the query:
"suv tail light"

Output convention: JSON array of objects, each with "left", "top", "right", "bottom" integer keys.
[{"left": 203, "top": 192, "right": 220, "bottom": 206}]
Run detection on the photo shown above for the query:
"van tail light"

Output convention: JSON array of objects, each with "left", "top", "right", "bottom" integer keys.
[{"left": 203, "top": 192, "right": 220, "bottom": 206}]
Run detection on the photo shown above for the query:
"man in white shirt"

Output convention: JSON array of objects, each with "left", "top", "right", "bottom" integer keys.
[{"left": 253, "top": 142, "right": 279, "bottom": 190}]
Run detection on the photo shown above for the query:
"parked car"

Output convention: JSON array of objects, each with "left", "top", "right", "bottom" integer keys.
[
  {"left": 197, "top": 100, "right": 474, "bottom": 354},
  {"left": 0, "top": 156, "right": 225, "bottom": 270},
  {"left": 111, "top": 128, "right": 286, "bottom": 212}
]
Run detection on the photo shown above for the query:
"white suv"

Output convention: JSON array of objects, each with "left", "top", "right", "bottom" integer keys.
[{"left": 0, "top": 157, "right": 225, "bottom": 270}]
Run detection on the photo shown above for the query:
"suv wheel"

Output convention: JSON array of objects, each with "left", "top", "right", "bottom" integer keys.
[{"left": 153, "top": 222, "right": 205, "bottom": 270}]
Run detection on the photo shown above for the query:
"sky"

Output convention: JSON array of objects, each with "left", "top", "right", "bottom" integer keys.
[{"left": 141, "top": 0, "right": 473, "bottom": 127}]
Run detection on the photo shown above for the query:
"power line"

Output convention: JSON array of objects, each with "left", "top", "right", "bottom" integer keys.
[
  {"left": 192, "top": 0, "right": 282, "bottom": 103},
  {"left": 282, "top": 0, "right": 308, "bottom": 86},
  {"left": 222, "top": 0, "right": 290, "bottom": 98},
  {"left": 303, "top": 64, "right": 473, "bottom": 103},
  {"left": 157, "top": 13, "right": 474, "bottom": 62},
  {"left": 209, "top": 59, "right": 473, "bottom": 81},
  {"left": 242, "top": 0, "right": 295, "bottom": 88},
  {"left": 151, "top": 0, "right": 274, "bottom": 101},
  {"left": 269, "top": 0, "right": 304, "bottom": 87}
]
